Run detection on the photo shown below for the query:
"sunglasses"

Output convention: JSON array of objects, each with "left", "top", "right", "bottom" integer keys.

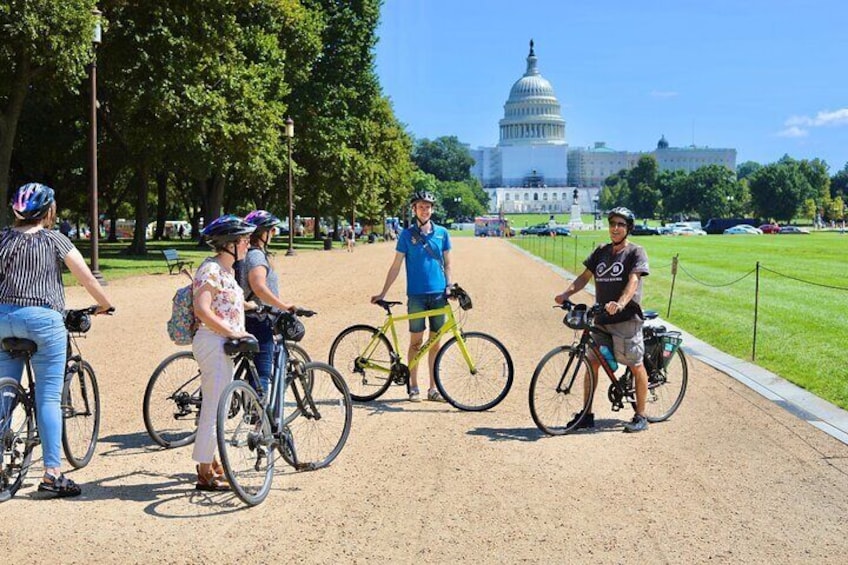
[{"left": 608, "top": 221, "right": 628, "bottom": 228}]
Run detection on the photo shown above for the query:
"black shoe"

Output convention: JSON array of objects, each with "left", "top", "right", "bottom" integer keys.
[
  {"left": 567, "top": 412, "right": 594, "bottom": 429},
  {"left": 623, "top": 414, "right": 648, "bottom": 433}
]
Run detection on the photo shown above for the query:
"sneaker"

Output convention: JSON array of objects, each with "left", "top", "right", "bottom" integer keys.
[
  {"left": 566, "top": 412, "right": 594, "bottom": 429},
  {"left": 623, "top": 414, "right": 649, "bottom": 433},
  {"left": 426, "top": 389, "right": 445, "bottom": 402},
  {"left": 408, "top": 387, "right": 421, "bottom": 402}
]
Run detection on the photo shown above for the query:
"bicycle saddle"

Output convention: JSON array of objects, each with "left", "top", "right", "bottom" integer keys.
[
  {"left": 1, "top": 337, "right": 37, "bottom": 355},
  {"left": 223, "top": 336, "right": 260, "bottom": 356},
  {"left": 375, "top": 300, "right": 403, "bottom": 311},
  {"left": 643, "top": 310, "right": 659, "bottom": 320}
]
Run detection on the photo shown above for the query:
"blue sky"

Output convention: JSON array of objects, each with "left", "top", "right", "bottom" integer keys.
[{"left": 375, "top": 0, "right": 848, "bottom": 171}]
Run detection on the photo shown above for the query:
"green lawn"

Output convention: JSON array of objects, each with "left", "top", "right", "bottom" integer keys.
[{"left": 513, "top": 231, "right": 848, "bottom": 410}]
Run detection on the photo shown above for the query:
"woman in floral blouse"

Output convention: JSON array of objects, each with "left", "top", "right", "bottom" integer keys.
[{"left": 191, "top": 215, "right": 255, "bottom": 491}]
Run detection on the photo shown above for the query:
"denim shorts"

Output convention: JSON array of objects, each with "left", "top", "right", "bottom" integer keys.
[
  {"left": 407, "top": 293, "right": 448, "bottom": 333},
  {"left": 590, "top": 319, "right": 645, "bottom": 367}
]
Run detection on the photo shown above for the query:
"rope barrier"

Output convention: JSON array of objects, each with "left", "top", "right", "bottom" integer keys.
[
  {"left": 759, "top": 265, "right": 848, "bottom": 291},
  {"left": 677, "top": 264, "right": 756, "bottom": 287}
]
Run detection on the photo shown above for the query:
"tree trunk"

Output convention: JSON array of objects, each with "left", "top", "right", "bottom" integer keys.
[
  {"left": 126, "top": 165, "right": 149, "bottom": 255},
  {"left": 0, "top": 55, "right": 32, "bottom": 227},
  {"left": 154, "top": 171, "right": 168, "bottom": 239}
]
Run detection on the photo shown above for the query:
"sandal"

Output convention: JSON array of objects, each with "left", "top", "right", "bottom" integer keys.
[
  {"left": 195, "top": 464, "right": 230, "bottom": 492},
  {"left": 38, "top": 472, "right": 82, "bottom": 498}
]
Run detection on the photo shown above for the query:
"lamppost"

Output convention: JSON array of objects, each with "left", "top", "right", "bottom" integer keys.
[
  {"left": 726, "top": 194, "right": 734, "bottom": 216},
  {"left": 452, "top": 196, "right": 462, "bottom": 223},
  {"left": 89, "top": 7, "right": 105, "bottom": 283},
  {"left": 593, "top": 195, "right": 600, "bottom": 230},
  {"left": 284, "top": 117, "right": 295, "bottom": 256}
]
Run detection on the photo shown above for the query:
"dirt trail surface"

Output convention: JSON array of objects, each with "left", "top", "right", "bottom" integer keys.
[{"left": 3, "top": 238, "right": 847, "bottom": 563}]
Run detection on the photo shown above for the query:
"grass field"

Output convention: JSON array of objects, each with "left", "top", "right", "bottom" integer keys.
[{"left": 513, "top": 231, "right": 848, "bottom": 410}]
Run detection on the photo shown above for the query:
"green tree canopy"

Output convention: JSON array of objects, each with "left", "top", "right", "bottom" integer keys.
[
  {"left": 749, "top": 162, "right": 812, "bottom": 223},
  {"left": 412, "top": 136, "right": 475, "bottom": 182}
]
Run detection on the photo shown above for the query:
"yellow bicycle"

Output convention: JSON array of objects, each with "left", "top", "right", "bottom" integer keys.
[{"left": 328, "top": 284, "right": 513, "bottom": 411}]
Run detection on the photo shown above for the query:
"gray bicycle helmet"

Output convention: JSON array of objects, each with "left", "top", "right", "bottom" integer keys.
[
  {"left": 410, "top": 190, "right": 436, "bottom": 205},
  {"left": 607, "top": 207, "right": 636, "bottom": 233}
]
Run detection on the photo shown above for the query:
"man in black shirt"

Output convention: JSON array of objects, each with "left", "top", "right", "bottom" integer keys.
[{"left": 555, "top": 207, "right": 651, "bottom": 433}]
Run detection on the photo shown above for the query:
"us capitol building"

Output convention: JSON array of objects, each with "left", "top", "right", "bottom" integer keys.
[{"left": 470, "top": 41, "right": 737, "bottom": 214}]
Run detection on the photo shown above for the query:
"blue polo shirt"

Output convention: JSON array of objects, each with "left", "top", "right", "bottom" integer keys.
[{"left": 396, "top": 224, "right": 451, "bottom": 295}]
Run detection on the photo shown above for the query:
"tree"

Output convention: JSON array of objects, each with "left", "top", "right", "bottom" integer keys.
[
  {"left": 684, "top": 165, "right": 741, "bottom": 220},
  {"left": 749, "top": 162, "right": 812, "bottom": 223},
  {"left": 412, "top": 136, "right": 475, "bottom": 182},
  {"left": 0, "top": 0, "right": 98, "bottom": 225},
  {"left": 736, "top": 161, "right": 761, "bottom": 181},
  {"left": 629, "top": 182, "right": 662, "bottom": 219},
  {"left": 831, "top": 163, "right": 848, "bottom": 199},
  {"left": 656, "top": 169, "right": 688, "bottom": 219},
  {"left": 627, "top": 155, "right": 658, "bottom": 190}
]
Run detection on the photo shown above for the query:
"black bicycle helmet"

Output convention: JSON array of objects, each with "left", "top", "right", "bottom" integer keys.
[
  {"left": 202, "top": 214, "right": 255, "bottom": 246},
  {"left": 607, "top": 206, "right": 636, "bottom": 233},
  {"left": 410, "top": 190, "right": 436, "bottom": 205},
  {"left": 244, "top": 210, "right": 282, "bottom": 230},
  {"left": 11, "top": 182, "right": 55, "bottom": 220}
]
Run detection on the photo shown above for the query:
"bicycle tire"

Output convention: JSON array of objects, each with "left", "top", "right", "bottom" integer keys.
[
  {"left": 217, "top": 380, "right": 274, "bottom": 506},
  {"left": 281, "top": 362, "right": 352, "bottom": 471},
  {"left": 143, "top": 351, "right": 201, "bottom": 448},
  {"left": 286, "top": 342, "right": 311, "bottom": 366},
  {"left": 644, "top": 348, "right": 688, "bottom": 423},
  {"left": 0, "top": 378, "right": 35, "bottom": 503},
  {"left": 61, "top": 361, "right": 100, "bottom": 468},
  {"left": 529, "top": 346, "right": 596, "bottom": 435},
  {"left": 434, "top": 332, "right": 514, "bottom": 411},
  {"left": 329, "top": 324, "right": 394, "bottom": 401}
]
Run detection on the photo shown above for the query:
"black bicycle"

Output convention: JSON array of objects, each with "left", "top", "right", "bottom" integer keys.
[
  {"left": 216, "top": 309, "right": 353, "bottom": 506},
  {"left": 143, "top": 340, "right": 310, "bottom": 449},
  {"left": 529, "top": 301, "right": 687, "bottom": 435},
  {"left": 0, "top": 306, "right": 113, "bottom": 502}
]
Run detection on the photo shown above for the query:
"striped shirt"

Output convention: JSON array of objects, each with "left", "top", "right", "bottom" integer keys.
[{"left": 0, "top": 228, "right": 74, "bottom": 312}]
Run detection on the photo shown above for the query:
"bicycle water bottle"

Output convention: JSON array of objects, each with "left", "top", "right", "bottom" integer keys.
[{"left": 599, "top": 345, "right": 618, "bottom": 371}]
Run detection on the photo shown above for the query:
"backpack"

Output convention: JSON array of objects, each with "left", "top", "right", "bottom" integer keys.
[{"left": 167, "top": 274, "right": 197, "bottom": 345}]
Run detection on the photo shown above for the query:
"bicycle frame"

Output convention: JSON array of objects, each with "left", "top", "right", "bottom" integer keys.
[{"left": 360, "top": 303, "right": 476, "bottom": 373}]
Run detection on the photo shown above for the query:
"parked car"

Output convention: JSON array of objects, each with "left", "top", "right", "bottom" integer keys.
[
  {"left": 673, "top": 226, "right": 707, "bottom": 236},
  {"left": 724, "top": 225, "right": 763, "bottom": 235},
  {"left": 779, "top": 226, "right": 810, "bottom": 234},
  {"left": 550, "top": 226, "right": 571, "bottom": 236},
  {"left": 520, "top": 223, "right": 550, "bottom": 235},
  {"left": 759, "top": 223, "right": 780, "bottom": 234},
  {"left": 631, "top": 225, "right": 660, "bottom": 236},
  {"left": 702, "top": 217, "right": 762, "bottom": 234}
]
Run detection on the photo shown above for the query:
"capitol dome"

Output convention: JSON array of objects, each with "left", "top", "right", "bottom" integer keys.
[{"left": 499, "top": 40, "right": 566, "bottom": 146}]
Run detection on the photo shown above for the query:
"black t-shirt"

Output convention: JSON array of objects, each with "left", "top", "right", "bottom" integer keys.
[{"left": 584, "top": 242, "right": 650, "bottom": 323}]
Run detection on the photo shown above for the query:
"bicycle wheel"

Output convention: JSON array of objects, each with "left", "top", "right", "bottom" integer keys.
[
  {"left": 434, "top": 332, "right": 514, "bottom": 411},
  {"left": 529, "top": 346, "right": 596, "bottom": 435},
  {"left": 286, "top": 342, "right": 311, "bottom": 366},
  {"left": 643, "top": 348, "right": 688, "bottom": 422},
  {"left": 328, "top": 324, "right": 394, "bottom": 401},
  {"left": 282, "top": 362, "right": 352, "bottom": 471},
  {"left": 217, "top": 380, "right": 274, "bottom": 506},
  {"left": 0, "top": 378, "right": 35, "bottom": 503},
  {"left": 143, "top": 351, "right": 201, "bottom": 448},
  {"left": 61, "top": 361, "right": 100, "bottom": 468}
]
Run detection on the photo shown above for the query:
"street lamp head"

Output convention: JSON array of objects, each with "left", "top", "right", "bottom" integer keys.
[
  {"left": 92, "top": 8, "right": 102, "bottom": 44},
  {"left": 285, "top": 117, "right": 294, "bottom": 138}
]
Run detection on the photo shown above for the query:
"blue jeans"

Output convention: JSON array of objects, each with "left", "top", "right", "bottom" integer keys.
[
  {"left": 0, "top": 304, "right": 67, "bottom": 469},
  {"left": 245, "top": 316, "right": 286, "bottom": 397}
]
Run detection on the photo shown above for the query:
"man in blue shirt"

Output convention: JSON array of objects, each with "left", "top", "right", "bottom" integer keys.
[{"left": 372, "top": 191, "right": 452, "bottom": 402}]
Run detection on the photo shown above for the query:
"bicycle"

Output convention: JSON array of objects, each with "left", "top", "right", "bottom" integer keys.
[
  {"left": 529, "top": 301, "right": 687, "bottom": 435},
  {"left": 328, "top": 283, "right": 514, "bottom": 411},
  {"left": 216, "top": 308, "right": 353, "bottom": 506},
  {"left": 143, "top": 339, "right": 310, "bottom": 449},
  {"left": 0, "top": 305, "right": 113, "bottom": 502}
]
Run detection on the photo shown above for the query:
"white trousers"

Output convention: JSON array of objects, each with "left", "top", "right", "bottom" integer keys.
[{"left": 191, "top": 328, "right": 234, "bottom": 464}]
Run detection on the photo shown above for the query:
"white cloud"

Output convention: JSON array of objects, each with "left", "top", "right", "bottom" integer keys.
[
  {"left": 777, "top": 126, "right": 808, "bottom": 138},
  {"left": 650, "top": 90, "right": 678, "bottom": 99},
  {"left": 785, "top": 108, "right": 848, "bottom": 128}
]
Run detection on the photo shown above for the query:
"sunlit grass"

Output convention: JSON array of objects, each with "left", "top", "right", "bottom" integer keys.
[{"left": 514, "top": 232, "right": 848, "bottom": 410}]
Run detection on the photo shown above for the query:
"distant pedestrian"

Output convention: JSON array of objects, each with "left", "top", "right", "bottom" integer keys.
[
  {"left": 59, "top": 219, "right": 71, "bottom": 237},
  {"left": 178, "top": 223, "right": 185, "bottom": 239},
  {"left": 346, "top": 226, "right": 355, "bottom": 252}
]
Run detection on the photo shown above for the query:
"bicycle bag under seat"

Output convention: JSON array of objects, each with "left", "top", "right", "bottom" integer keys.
[{"left": 167, "top": 284, "right": 197, "bottom": 346}]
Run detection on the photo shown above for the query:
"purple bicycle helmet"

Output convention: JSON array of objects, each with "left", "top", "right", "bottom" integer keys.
[
  {"left": 201, "top": 214, "right": 255, "bottom": 246},
  {"left": 244, "top": 210, "right": 282, "bottom": 230},
  {"left": 11, "top": 182, "right": 55, "bottom": 220}
]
